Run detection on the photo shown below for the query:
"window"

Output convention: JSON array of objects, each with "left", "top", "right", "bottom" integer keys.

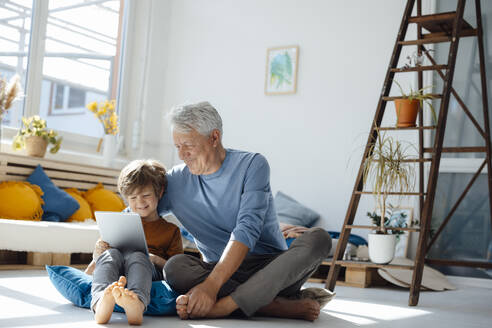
[
  {"left": 48, "top": 82, "right": 87, "bottom": 115},
  {"left": 427, "top": 0, "right": 492, "bottom": 279},
  {"left": 0, "top": 0, "right": 125, "bottom": 142},
  {"left": 0, "top": 0, "right": 33, "bottom": 128}
]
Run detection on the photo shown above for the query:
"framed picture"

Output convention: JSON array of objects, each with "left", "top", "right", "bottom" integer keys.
[
  {"left": 390, "top": 207, "right": 414, "bottom": 258},
  {"left": 265, "top": 45, "right": 299, "bottom": 95}
]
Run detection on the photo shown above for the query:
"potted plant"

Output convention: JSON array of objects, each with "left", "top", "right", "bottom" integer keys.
[
  {"left": 363, "top": 132, "right": 416, "bottom": 263},
  {"left": 393, "top": 80, "right": 437, "bottom": 128},
  {"left": 12, "top": 115, "right": 62, "bottom": 157}
]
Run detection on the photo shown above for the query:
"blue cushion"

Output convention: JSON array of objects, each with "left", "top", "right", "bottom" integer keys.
[
  {"left": 275, "top": 191, "right": 320, "bottom": 227},
  {"left": 46, "top": 265, "right": 177, "bottom": 316},
  {"left": 27, "top": 165, "right": 79, "bottom": 222},
  {"left": 285, "top": 231, "right": 367, "bottom": 248}
]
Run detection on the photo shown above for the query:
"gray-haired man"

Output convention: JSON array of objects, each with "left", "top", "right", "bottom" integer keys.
[{"left": 160, "top": 101, "right": 333, "bottom": 321}]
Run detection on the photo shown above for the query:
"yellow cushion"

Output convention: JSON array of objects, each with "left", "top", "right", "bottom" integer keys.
[
  {"left": 64, "top": 188, "right": 94, "bottom": 222},
  {"left": 83, "top": 183, "right": 125, "bottom": 216},
  {"left": 0, "top": 181, "right": 44, "bottom": 221}
]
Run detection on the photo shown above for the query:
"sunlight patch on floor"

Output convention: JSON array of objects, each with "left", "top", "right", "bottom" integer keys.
[
  {"left": 324, "top": 311, "right": 378, "bottom": 325},
  {"left": 323, "top": 299, "right": 431, "bottom": 324},
  {"left": 0, "top": 294, "right": 59, "bottom": 319}
]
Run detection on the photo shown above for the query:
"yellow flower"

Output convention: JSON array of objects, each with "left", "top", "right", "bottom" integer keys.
[
  {"left": 98, "top": 107, "right": 107, "bottom": 116},
  {"left": 86, "top": 99, "right": 119, "bottom": 136},
  {"left": 86, "top": 102, "right": 98, "bottom": 113}
]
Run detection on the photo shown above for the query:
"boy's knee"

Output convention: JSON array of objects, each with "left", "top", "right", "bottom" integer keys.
[
  {"left": 126, "top": 251, "right": 148, "bottom": 261},
  {"left": 97, "top": 248, "right": 124, "bottom": 266},
  {"left": 304, "top": 227, "right": 332, "bottom": 258}
]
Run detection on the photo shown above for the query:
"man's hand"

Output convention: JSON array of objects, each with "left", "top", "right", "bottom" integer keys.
[
  {"left": 93, "top": 239, "right": 110, "bottom": 260},
  {"left": 183, "top": 240, "right": 249, "bottom": 318},
  {"left": 186, "top": 278, "right": 221, "bottom": 318}
]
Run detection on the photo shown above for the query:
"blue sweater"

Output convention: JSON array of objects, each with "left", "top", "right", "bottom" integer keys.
[{"left": 157, "top": 149, "right": 287, "bottom": 263}]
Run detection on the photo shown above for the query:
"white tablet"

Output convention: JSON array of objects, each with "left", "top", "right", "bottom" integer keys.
[{"left": 95, "top": 211, "right": 149, "bottom": 255}]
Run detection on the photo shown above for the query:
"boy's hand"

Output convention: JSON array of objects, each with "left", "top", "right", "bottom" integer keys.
[{"left": 93, "top": 239, "right": 110, "bottom": 260}]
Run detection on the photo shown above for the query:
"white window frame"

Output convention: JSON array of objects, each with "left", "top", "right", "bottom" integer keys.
[
  {"left": 1, "top": 0, "right": 132, "bottom": 164},
  {"left": 423, "top": 0, "right": 488, "bottom": 177}
]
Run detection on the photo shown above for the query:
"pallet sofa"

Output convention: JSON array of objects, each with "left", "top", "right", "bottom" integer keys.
[{"left": 0, "top": 152, "right": 121, "bottom": 268}]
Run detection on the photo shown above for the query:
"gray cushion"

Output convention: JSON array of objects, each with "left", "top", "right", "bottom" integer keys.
[{"left": 274, "top": 191, "right": 320, "bottom": 227}]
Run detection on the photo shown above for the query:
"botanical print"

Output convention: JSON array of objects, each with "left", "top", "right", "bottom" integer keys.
[{"left": 265, "top": 46, "right": 299, "bottom": 95}]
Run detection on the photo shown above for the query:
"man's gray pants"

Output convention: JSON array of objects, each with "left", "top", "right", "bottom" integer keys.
[
  {"left": 163, "top": 227, "right": 332, "bottom": 317},
  {"left": 90, "top": 248, "right": 153, "bottom": 312}
]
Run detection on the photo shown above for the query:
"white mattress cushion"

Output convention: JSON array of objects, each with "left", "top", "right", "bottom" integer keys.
[{"left": 0, "top": 218, "right": 100, "bottom": 253}]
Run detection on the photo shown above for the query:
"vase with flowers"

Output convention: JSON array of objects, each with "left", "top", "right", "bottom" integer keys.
[
  {"left": 0, "top": 74, "right": 23, "bottom": 149},
  {"left": 86, "top": 100, "right": 119, "bottom": 166}
]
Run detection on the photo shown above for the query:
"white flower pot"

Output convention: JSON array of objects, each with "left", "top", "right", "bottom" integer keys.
[
  {"left": 102, "top": 134, "right": 117, "bottom": 167},
  {"left": 368, "top": 233, "right": 396, "bottom": 264}
]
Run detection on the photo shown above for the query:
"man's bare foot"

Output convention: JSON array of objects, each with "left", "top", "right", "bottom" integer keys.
[
  {"left": 257, "top": 297, "right": 320, "bottom": 321},
  {"left": 112, "top": 280, "right": 145, "bottom": 325},
  {"left": 175, "top": 294, "right": 238, "bottom": 319},
  {"left": 176, "top": 295, "right": 189, "bottom": 320},
  {"left": 94, "top": 276, "right": 127, "bottom": 324},
  {"left": 205, "top": 296, "right": 238, "bottom": 318},
  {"left": 300, "top": 287, "right": 336, "bottom": 308}
]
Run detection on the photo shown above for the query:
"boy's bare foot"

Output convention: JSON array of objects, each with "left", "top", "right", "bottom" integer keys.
[
  {"left": 257, "top": 297, "right": 321, "bottom": 321},
  {"left": 112, "top": 283, "right": 145, "bottom": 325},
  {"left": 94, "top": 276, "right": 127, "bottom": 324},
  {"left": 176, "top": 295, "right": 189, "bottom": 320}
]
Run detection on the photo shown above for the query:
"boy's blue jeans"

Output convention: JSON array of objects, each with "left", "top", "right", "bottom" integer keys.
[{"left": 90, "top": 248, "right": 156, "bottom": 312}]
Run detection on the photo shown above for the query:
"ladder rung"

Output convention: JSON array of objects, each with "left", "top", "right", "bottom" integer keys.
[
  {"left": 375, "top": 126, "right": 437, "bottom": 131},
  {"left": 391, "top": 65, "right": 448, "bottom": 73},
  {"left": 355, "top": 191, "right": 426, "bottom": 196},
  {"left": 423, "top": 29, "right": 477, "bottom": 39},
  {"left": 408, "top": 11, "right": 474, "bottom": 34},
  {"left": 424, "top": 146, "right": 487, "bottom": 153},
  {"left": 408, "top": 11, "right": 457, "bottom": 24},
  {"left": 399, "top": 37, "right": 453, "bottom": 45},
  {"left": 335, "top": 260, "right": 415, "bottom": 270},
  {"left": 368, "top": 158, "right": 431, "bottom": 163},
  {"left": 425, "top": 258, "right": 492, "bottom": 269},
  {"left": 382, "top": 94, "right": 442, "bottom": 101},
  {"left": 345, "top": 225, "right": 420, "bottom": 232}
]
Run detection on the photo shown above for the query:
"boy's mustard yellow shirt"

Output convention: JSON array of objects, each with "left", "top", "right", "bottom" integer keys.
[{"left": 142, "top": 219, "right": 183, "bottom": 259}]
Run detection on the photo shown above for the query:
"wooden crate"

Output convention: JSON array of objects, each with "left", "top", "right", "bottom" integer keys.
[{"left": 308, "top": 261, "right": 388, "bottom": 288}]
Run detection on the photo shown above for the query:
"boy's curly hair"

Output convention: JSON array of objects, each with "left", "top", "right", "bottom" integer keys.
[{"left": 118, "top": 159, "right": 167, "bottom": 198}]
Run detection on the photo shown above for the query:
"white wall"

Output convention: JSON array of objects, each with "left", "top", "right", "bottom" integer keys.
[{"left": 146, "top": 0, "right": 423, "bottom": 239}]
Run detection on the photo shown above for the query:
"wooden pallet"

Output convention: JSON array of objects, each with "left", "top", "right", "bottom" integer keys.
[{"left": 309, "top": 261, "right": 388, "bottom": 288}]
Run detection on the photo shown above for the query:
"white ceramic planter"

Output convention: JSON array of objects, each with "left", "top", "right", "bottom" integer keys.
[
  {"left": 368, "top": 233, "right": 396, "bottom": 264},
  {"left": 102, "top": 134, "right": 117, "bottom": 167}
]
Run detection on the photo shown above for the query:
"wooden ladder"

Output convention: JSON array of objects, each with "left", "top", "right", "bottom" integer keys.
[{"left": 325, "top": 0, "right": 492, "bottom": 306}]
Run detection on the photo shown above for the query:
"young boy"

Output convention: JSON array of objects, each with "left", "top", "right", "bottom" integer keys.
[{"left": 86, "top": 159, "right": 183, "bottom": 325}]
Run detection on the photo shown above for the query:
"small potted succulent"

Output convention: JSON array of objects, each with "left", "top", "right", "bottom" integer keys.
[
  {"left": 394, "top": 80, "right": 437, "bottom": 128},
  {"left": 12, "top": 115, "right": 62, "bottom": 157},
  {"left": 363, "top": 132, "right": 416, "bottom": 263}
]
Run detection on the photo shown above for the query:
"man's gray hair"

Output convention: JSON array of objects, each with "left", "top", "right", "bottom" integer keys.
[{"left": 168, "top": 101, "right": 223, "bottom": 137}]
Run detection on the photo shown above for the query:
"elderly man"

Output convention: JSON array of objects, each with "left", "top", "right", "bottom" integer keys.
[{"left": 160, "top": 102, "right": 332, "bottom": 321}]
